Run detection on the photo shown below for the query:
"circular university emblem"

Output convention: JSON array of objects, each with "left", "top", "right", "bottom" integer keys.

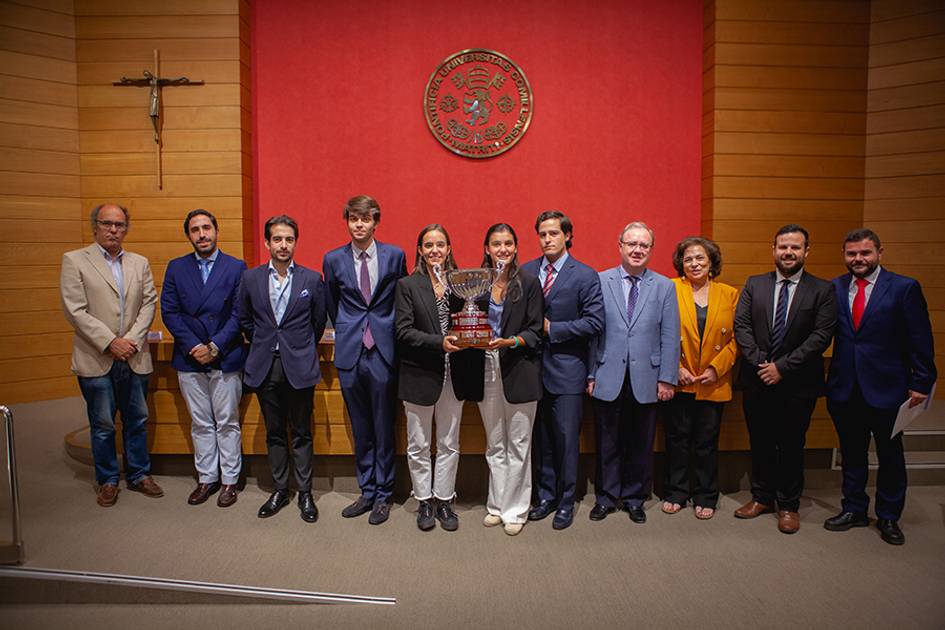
[{"left": 424, "top": 49, "right": 533, "bottom": 159}]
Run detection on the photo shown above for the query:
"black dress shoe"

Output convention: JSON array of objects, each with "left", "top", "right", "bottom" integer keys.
[
  {"left": 824, "top": 511, "right": 869, "bottom": 532},
  {"left": 528, "top": 500, "right": 558, "bottom": 521},
  {"left": 589, "top": 504, "right": 615, "bottom": 521},
  {"left": 298, "top": 491, "right": 318, "bottom": 523},
  {"left": 876, "top": 519, "right": 905, "bottom": 546},
  {"left": 417, "top": 500, "right": 435, "bottom": 531},
  {"left": 626, "top": 504, "right": 647, "bottom": 524},
  {"left": 342, "top": 496, "right": 374, "bottom": 518},
  {"left": 257, "top": 490, "right": 290, "bottom": 518},
  {"left": 552, "top": 507, "right": 574, "bottom": 530},
  {"left": 435, "top": 499, "right": 459, "bottom": 531},
  {"left": 368, "top": 501, "right": 390, "bottom": 525}
]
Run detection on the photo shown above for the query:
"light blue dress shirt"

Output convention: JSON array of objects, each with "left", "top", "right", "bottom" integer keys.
[
  {"left": 195, "top": 248, "right": 219, "bottom": 284},
  {"left": 537, "top": 251, "right": 569, "bottom": 287},
  {"left": 269, "top": 261, "right": 295, "bottom": 350}
]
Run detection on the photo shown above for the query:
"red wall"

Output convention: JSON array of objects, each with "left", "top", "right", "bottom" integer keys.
[{"left": 252, "top": 0, "right": 702, "bottom": 275}]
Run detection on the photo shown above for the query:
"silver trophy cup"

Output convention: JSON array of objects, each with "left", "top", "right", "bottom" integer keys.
[{"left": 445, "top": 268, "right": 498, "bottom": 347}]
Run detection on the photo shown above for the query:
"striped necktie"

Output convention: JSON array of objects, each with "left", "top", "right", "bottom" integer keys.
[
  {"left": 542, "top": 263, "right": 556, "bottom": 297},
  {"left": 770, "top": 279, "right": 790, "bottom": 357}
]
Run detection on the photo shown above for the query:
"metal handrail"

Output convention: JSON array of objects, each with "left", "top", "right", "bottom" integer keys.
[{"left": 1, "top": 405, "right": 24, "bottom": 564}]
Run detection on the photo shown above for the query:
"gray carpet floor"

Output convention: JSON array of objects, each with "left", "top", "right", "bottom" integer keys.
[{"left": 0, "top": 397, "right": 943, "bottom": 629}]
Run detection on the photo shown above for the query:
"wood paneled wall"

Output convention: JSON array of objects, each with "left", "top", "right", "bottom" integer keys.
[
  {"left": 703, "top": 0, "right": 872, "bottom": 446},
  {"left": 0, "top": 0, "right": 81, "bottom": 403},
  {"left": 865, "top": 0, "right": 945, "bottom": 396}
]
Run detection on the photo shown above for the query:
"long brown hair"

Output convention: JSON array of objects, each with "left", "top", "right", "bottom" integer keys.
[
  {"left": 413, "top": 223, "right": 458, "bottom": 277},
  {"left": 480, "top": 223, "right": 523, "bottom": 302}
]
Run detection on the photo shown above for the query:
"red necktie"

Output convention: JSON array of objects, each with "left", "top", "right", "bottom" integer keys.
[
  {"left": 542, "top": 263, "right": 555, "bottom": 297},
  {"left": 851, "top": 277, "right": 868, "bottom": 330}
]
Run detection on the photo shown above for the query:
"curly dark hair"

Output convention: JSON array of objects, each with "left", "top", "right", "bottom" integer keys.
[{"left": 672, "top": 236, "right": 723, "bottom": 279}]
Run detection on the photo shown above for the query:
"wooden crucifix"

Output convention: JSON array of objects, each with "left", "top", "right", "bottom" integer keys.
[{"left": 112, "top": 49, "right": 204, "bottom": 190}]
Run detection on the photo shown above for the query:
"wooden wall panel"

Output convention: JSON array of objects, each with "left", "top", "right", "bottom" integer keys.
[
  {"left": 75, "top": 0, "right": 252, "bottom": 345},
  {"left": 865, "top": 1, "right": 945, "bottom": 399},
  {"left": 0, "top": 0, "right": 81, "bottom": 403}
]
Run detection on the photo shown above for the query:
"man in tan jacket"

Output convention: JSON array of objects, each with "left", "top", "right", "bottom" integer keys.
[{"left": 60, "top": 203, "right": 163, "bottom": 507}]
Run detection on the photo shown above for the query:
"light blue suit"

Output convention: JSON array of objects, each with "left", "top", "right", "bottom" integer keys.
[
  {"left": 589, "top": 266, "right": 680, "bottom": 508},
  {"left": 590, "top": 267, "right": 680, "bottom": 402}
]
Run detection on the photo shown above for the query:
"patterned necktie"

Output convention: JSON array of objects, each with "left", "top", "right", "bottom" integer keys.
[
  {"left": 626, "top": 275, "right": 639, "bottom": 323},
  {"left": 771, "top": 279, "right": 790, "bottom": 356},
  {"left": 852, "top": 277, "right": 868, "bottom": 330},
  {"left": 359, "top": 251, "right": 375, "bottom": 349},
  {"left": 542, "top": 263, "right": 556, "bottom": 297},
  {"left": 199, "top": 259, "right": 210, "bottom": 284}
]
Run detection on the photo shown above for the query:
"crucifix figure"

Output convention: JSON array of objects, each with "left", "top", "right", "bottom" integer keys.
[{"left": 112, "top": 49, "right": 204, "bottom": 189}]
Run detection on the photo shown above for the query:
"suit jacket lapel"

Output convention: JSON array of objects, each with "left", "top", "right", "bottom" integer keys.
[
  {"left": 701, "top": 280, "right": 721, "bottom": 352},
  {"left": 85, "top": 245, "right": 120, "bottom": 296},
  {"left": 370, "top": 243, "right": 389, "bottom": 307},
  {"left": 629, "top": 271, "right": 652, "bottom": 329},
  {"left": 859, "top": 269, "right": 889, "bottom": 332},
  {"left": 783, "top": 273, "right": 808, "bottom": 334},
  {"left": 343, "top": 244, "right": 368, "bottom": 307},
  {"left": 417, "top": 276, "right": 440, "bottom": 331},
  {"left": 608, "top": 269, "right": 629, "bottom": 327},
  {"left": 761, "top": 272, "right": 775, "bottom": 340},
  {"left": 281, "top": 266, "right": 304, "bottom": 322},
  {"left": 197, "top": 253, "right": 225, "bottom": 307},
  {"left": 545, "top": 258, "right": 573, "bottom": 302},
  {"left": 837, "top": 275, "right": 854, "bottom": 333}
]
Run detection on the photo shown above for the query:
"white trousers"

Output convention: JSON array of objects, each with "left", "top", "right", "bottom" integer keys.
[
  {"left": 477, "top": 350, "right": 537, "bottom": 525},
  {"left": 178, "top": 370, "right": 243, "bottom": 484},
  {"left": 404, "top": 372, "right": 463, "bottom": 501}
]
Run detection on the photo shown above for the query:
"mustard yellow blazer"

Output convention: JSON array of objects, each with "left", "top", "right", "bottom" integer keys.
[{"left": 673, "top": 277, "right": 739, "bottom": 402}]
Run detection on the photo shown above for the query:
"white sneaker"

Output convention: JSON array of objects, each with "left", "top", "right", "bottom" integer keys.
[
  {"left": 483, "top": 513, "right": 503, "bottom": 527},
  {"left": 503, "top": 522, "right": 524, "bottom": 536}
]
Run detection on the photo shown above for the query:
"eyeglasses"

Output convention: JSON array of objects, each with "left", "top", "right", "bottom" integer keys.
[
  {"left": 620, "top": 240, "right": 651, "bottom": 251},
  {"left": 96, "top": 220, "right": 127, "bottom": 231}
]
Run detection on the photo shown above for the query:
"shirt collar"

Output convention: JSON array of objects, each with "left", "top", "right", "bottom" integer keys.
[
  {"left": 776, "top": 268, "right": 803, "bottom": 284},
  {"left": 268, "top": 260, "right": 295, "bottom": 276},
  {"left": 95, "top": 243, "right": 123, "bottom": 262},
  {"left": 852, "top": 265, "right": 882, "bottom": 285},
  {"left": 195, "top": 248, "right": 219, "bottom": 264},
  {"left": 542, "top": 251, "right": 569, "bottom": 273},
  {"left": 352, "top": 240, "right": 377, "bottom": 260}
]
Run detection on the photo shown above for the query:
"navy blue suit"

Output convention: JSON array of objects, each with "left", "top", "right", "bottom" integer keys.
[
  {"left": 161, "top": 251, "right": 246, "bottom": 373},
  {"left": 523, "top": 254, "right": 604, "bottom": 510},
  {"left": 827, "top": 268, "right": 936, "bottom": 520},
  {"left": 323, "top": 241, "right": 407, "bottom": 503},
  {"left": 239, "top": 263, "right": 327, "bottom": 492}
]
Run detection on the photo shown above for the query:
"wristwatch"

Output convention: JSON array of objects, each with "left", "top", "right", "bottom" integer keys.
[{"left": 208, "top": 342, "right": 219, "bottom": 359}]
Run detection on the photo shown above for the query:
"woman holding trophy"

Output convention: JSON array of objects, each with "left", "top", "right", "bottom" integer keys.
[
  {"left": 471, "top": 223, "right": 544, "bottom": 536},
  {"left": 395, "top": 224, "right": 477, "bottom": 532}
]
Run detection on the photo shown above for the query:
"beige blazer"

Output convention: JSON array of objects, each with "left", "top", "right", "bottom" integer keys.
[{"left": 60, "top": 243, "right": 157, "bottom": 377}]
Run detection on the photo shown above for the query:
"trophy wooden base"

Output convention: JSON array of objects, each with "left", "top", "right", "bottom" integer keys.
[{"left": 450, "top": 328, "right": 493, "bottom": 348}]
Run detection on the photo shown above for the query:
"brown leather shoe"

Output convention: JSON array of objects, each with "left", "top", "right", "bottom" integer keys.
[
  {"left": 187, "top": 482, "right": 220, "bottom": 505},
  {"left": 777, "top": 510, "right": 800, "bottom": 534},
  {"left": 128, "top": 476, "right": 164, "bottom": 498},
  {"left": 734, "top": 500, "right": 774, "bottom": 519},
  {"left": 96, "top": 483, "right": 119, "bottom": 507},
  {"left": 217, "top": 484, "right": 238, "bottom": 508}
]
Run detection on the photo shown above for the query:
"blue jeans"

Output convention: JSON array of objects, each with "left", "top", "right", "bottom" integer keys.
[{"left": 77, "top": 361, "right": 152, "bottom": 486}]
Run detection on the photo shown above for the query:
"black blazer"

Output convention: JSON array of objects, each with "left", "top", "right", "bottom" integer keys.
[
  {"left": 465, "top": 270, "right": 545, "bottom": 404},
  {"left": 734, "top": 270, "right": 836, "bottom": 398},
  {"left": 395, "top": 271, "right": 479, "bottom": 406}
]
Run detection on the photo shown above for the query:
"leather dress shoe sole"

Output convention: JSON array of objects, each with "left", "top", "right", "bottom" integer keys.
[
  {"left": 877, "top": 520, "right": 905, "bottom": 546},
  {"left": 823, "top": 512, "right": 869, "bottom": 532},
  {"left": 589, "top": 505, "right": 615, "bottom": 521},
  {"left": 552, "top": 509, "right": 574, "bottom": 530},
  {"left": 217, "top": 485, "right": 238, "bottom": 508},
  {"left": 626, "top": 506, "right": 647, "bottom": 524},
  {"left": 734, "top": 501, "right": 774, "bottom": 519},
  {"left": 187, "top": 482, "right": 220, "bottom": 506},
  {"left": 257, "top": 492, "right": 290, "bottom": 518},
  {"left": 342, "top": 496, "right": 374, "bottom": 518},
  {"left": 527, "top": 502, "right": 558, "bottom": 521},
  {"left": 368, "top": 503, "right": 391, "bottom": 525}
]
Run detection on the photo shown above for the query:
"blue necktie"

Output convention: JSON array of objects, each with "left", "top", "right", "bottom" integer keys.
[
  {"left": 770, "top": 279, "right": 790, "bottom": 358},
  {"left": 626, "top": 275, "right": 639, "bottom": 323},
  {"left": 199, "top": 259, "right": 210, "bottom": 284}
]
